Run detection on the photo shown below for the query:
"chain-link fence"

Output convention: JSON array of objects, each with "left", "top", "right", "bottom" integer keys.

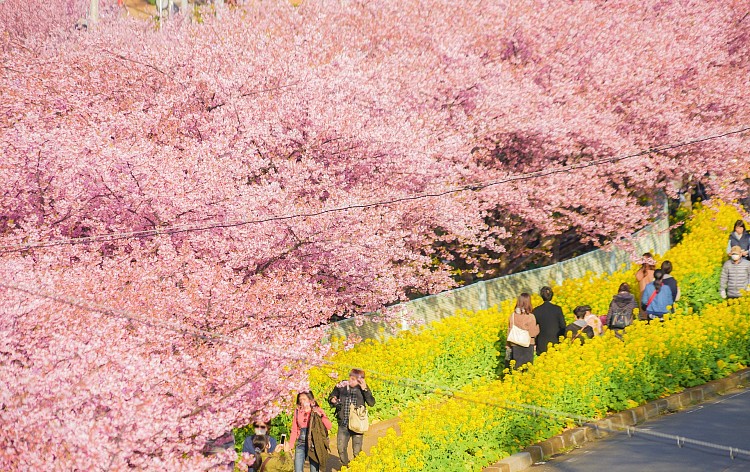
[{"left": 327, "top": 216, "right": 670, "bottom": 342}]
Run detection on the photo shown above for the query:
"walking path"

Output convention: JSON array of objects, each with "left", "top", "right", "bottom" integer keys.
[
  {"left": 533, "top": 388, "right": 750, "bottom": 472},
  {"left": 319, "top": 417, "right": 400, "bottom": 471}
]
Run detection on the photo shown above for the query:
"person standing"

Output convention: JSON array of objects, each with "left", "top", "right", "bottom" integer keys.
[
  {"left": 249, "top": 435, "right": 294, "bottom": 472},
  {"left": 289, "top": 392, "right": 331, "bottom": 472},
  {"left": 243, "top": 419, "right": 278, "bottom": 460},
  {"left": 635, "top": 252, "right": 656, "bottom": 293},
  {"left": 727, "top": 220, "right": 750, "bottom": 260},
  {"left": 566, "top": 306, "right": 595, "bottom": 343},
  {"left": 720, "top": 246, "right": 750, "bottom": 299},
  {"left": 507, "top": 293, "right": 540, "bottom": 369},
  {"left": 606, "top": 283, "right": 638, "bottom": 334},
  {"left": 581, "top": 305, "right": 603, "bottom": 336},
  {"left": 660, "top": 261, "right": 681, "bottom": 303},
  {"left": 533, "top": 286, "right": 566, "bottom": 355},
  {"left": 328, "top": 369, "right": 375, "bottom": 467},
  {"left": 641, "top": 269, "right": 674, "bottom": 320}
]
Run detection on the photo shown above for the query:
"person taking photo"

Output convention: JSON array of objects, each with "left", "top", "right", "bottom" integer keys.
[{"left": 327, "top": 369, "right": 375, "bottom": 467}]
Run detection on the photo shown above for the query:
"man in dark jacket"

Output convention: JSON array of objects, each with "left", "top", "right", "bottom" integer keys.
[
  {"left": 533, "top": 286, "right": 566, "bottom": 355},
  {"left": 660, "top": 261, "right": 680, "bottom": 304},
  {"left": 328, "top": 368, "right": 375, "bottom": 466}
]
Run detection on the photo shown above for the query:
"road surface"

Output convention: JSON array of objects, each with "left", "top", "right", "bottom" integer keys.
[{"left": 534, "top": 388, "right": 750, "bottom": 472}]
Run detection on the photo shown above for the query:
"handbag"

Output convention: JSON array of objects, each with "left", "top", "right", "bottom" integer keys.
[
  {"left": 507, "top": 311, "right": 531, "bottom": 347},
  {"left": 348, "top": 403, "right": 370, "bottom": 434}
]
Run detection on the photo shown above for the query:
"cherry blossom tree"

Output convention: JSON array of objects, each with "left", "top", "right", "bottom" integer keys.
[{"left": 1, "top": 0, "right": 748, "bottom": 469}]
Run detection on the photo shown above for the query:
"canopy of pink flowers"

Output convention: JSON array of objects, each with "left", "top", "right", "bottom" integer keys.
[{"left": 1, "top": 0, "right": 748, "bottom": 468}]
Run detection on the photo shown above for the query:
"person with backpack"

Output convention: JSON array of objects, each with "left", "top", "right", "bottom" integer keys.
[
  {"left": 250, "top": 435, "right": 294, "bottom": 472},
  {"left": 566, "top": 306, "right": 595, "bottom": 344},
  {"left": 288, "top": 392, "right": 331, "bottom": 472},
  {"left": 506, "top": 293, "right": 540, "bottom": 369},
  {"left": 533, "top": 286, "right": 566, "bottom": 355},
  {"left": 720, "top": 246, "right": 750, "bottom": 299},
  {"left": 327, "top": 369, "right": 375, "bottom": 467},
  {"left": 641, "top": 269, "right": 674, "bottom": 320},
  {"left": 606, "top": 283, "right": 638, "bottom": 336},
  {"left": 727, "top": 220, "right": 750, "bottom": 260}
]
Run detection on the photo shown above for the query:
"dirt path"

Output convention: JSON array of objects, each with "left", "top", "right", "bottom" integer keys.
[{"left": 322, "top": 417, "right": 401, "bottom": 471}]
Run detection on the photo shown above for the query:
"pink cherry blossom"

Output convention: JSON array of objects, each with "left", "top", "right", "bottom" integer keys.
[{"left": 1, "top": 0, "right": 749, "bottom": 469}]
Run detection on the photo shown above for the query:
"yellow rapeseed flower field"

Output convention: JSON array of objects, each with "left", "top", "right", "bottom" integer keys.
[
  {"left": 337, "top": 202, "right": 747, "bottom": 471},
  {"left": 311, "top": 202, "right": 740, "bottom": 426}
]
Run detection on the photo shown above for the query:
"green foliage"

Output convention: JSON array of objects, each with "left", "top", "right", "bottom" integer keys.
[
  {"left": 669, "top": 203, "right": 692, "bottom": 246},
  {"left": 234, "top": 412, "right": 291, "bottom": 454}
]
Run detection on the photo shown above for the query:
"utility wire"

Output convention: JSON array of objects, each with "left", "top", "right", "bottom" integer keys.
[
  {"left": 4, "top": 281, "right": 750, "bottom": 462},
  {"left": 2, "top": 125, "right": 748, "bottom": 255}
]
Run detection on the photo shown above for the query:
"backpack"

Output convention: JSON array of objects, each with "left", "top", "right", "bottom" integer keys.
[{"left": 609, "top": 307, "right": 633, "bottom": 329}]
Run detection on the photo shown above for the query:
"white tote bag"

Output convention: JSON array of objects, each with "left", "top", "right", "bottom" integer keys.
[{"left": 507, "top": 311, "right": 531, "bottom": 347}]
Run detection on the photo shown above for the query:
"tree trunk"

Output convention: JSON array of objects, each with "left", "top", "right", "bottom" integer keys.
[{"left": 89, "top": 0, "right": 99, "bottom": 25}]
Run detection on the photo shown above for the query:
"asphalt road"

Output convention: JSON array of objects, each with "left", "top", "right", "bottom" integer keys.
[{"left": 534, "top": 388, "right": 750, "bottom": 472}]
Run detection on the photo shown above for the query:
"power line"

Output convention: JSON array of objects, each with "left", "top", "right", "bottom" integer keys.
[
  {"left": 0, "top": 281, "right": 314, "bottom": 363},
  {"left": 4, "top": 281, "right": 750, "bottom": 463},
  {"left": 2, "top": 125, "right": 748, "bottom": 255}
]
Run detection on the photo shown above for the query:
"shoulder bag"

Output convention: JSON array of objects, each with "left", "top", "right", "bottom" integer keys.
[
  {"left": 348, "top": 402, "right": 370, "bottom": 434},
  {"left": 507, "top": 311, "right": 531, "bottom": 347}
]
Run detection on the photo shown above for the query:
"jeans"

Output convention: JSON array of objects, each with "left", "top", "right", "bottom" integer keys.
[
  {"left": 294, "top": 428, "right": 320, "bottom": 472},
  {"left": 336, "top": 427, "right": 364, "bottom": 466}
]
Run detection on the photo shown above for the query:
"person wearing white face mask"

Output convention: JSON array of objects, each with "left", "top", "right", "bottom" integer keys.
[
  {"left": 242, "top": 419, "right": 279, "bottom": 470},
  {"left": 720, "top": 246, "right": 750, "bottom": 299}
]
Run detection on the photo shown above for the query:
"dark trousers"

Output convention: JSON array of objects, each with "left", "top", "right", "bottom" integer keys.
[
  {"left": 511, "top": 345, "right": 534, "bottom": 369},
  {"left": 336, "top": 427, "right": 364, "bottom": 466}
]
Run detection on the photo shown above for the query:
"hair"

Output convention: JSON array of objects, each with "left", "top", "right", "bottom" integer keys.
[
  {"left": 349, "top": 368, "right": 365, "bottom": 379},
  {"left": 660, "top": 260, "right": 673, "bottom": 275},
  {"left": 734, "top": 220, "right": 746, "bottom": 231},
  {"left": 640, "top": 252, "right": 655, "bottom": 270},
  {"left": 540, "top": 286, "right": 554, "bottom": 302},
  {"left": 251, "top": 435, "right": 269, "bottom": 470},
  {"left": 618, "top": 282, "right": 631, "bottom": 293},
  {"left": 573, "top": 305, "right": 590, "bottom": 319},
  {"left": 252, "top": 435, "right": 268, "bottom": 452},
  {"left": 296, "top": 391, "right": 315, "bottom": 407},
  {"left": 515, "top": 293, "right": 533, "bottom": 314},
  {"left": 653, "top": 269, "right": 664, "bottom": 291},
  {"left": 253, "top": 419, "right": 269, "bottom": 428}
]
